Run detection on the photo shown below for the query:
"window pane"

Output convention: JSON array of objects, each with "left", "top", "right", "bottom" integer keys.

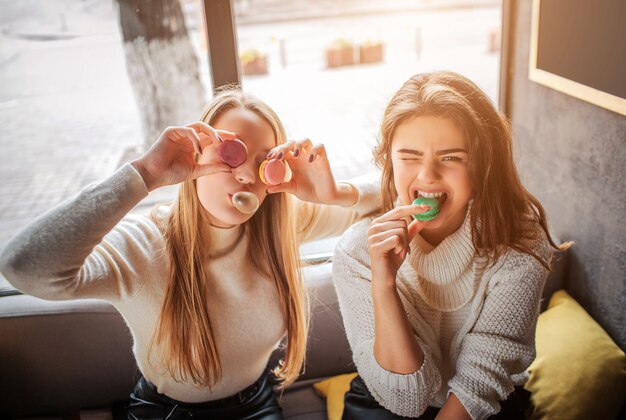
[
  {"left": 0, "top": 0, "right": 211, "bottom": 290},
  {"left": 232, "top": 0, "right": 501, "bottom": 182}
]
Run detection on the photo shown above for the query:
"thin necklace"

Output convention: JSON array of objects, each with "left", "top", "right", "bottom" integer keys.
[{"left": 206, "top": 227, "right": 245, "bottom": 259}]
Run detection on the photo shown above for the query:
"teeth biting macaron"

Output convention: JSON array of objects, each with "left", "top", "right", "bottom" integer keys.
[{"left": 411, "top": 190, "right": 447, "bottom": 221}]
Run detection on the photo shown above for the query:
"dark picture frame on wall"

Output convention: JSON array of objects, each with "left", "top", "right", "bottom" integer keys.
[{"left": 528, "top": 0, "right": 626, "bottom": 116}]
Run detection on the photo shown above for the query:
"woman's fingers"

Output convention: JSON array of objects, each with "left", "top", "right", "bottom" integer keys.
[
  {"left": 367, "top": 219, "right": 407, "bottom": 237},
  {"left": 292, "top": 138, "right": 313, "bottom": 159},
  {"left": 264, "top": 138, "right": 327, "bottom": 164},
  {"left": 367, "top": 228, "right": 408, "bottom": 246},
  {"left": 197, "top": 132, "right": 212, "bottom": 148},
  {"left": 266, "top": 180, "right": 295, "bottom": 195},
  {"left": 215, "top": 129, "right": 239, "bottom": 141},
  {"left": 267, "top": 140, "right": 296, "bottom": 160},
  {"left": 186, "top": 122, "right": 237, "bottom": 145},
  {"left": 373, "top": 203, "right": 431, "bottom": 224},
  {"left": 308, "top": 143, "right": 327, "bottom": 163},
  {"left": 369, "top": 227, "right": 409, "bottom": 256},
  {"left": 371, "top": 235, "right": 404, "bottom": 257},
  {"left": 172, "top": 127, "right": 202, "bottom": 155},
  {"left": 191, "top": 162, "right": 232, "bottom": 179},
  {"left": 368, "top": 213, "right": 427, "bottom": 259},
  {"left": 267, "top": 138, "right": 316, "bottom": 160},
  {"left": 407, "top": 219, "right": 424, "bottom": 240}
]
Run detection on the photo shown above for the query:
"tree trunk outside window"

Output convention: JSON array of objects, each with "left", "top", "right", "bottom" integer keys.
[{"left": 117, "top": 0, "right": 206, "bottom": 149}]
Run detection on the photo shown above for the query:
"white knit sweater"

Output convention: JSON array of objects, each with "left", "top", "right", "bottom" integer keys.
[
  {"left": 332, "top": 212, "right": 551, "bottom": 419},
  {"left": 0, "top": 163, "right": 380, "bottom": 403}
]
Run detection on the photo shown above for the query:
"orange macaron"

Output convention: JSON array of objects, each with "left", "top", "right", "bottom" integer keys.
[{"left": 259, "top": 159, "right": 292, "bottom": 185}]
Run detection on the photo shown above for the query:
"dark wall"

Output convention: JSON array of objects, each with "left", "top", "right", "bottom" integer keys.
[{"left": 509, "top": 0, "right": 626, "bottom": 349}]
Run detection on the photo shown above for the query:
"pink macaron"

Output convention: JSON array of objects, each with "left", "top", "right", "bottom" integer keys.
[
  {"left": 217, "top": 139, "right": 248, "bottom": 168},
  {"left": 259, "top": 159, "right": 292, "bottom": 185}
]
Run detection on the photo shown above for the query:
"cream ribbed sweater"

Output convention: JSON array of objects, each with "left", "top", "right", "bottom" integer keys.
[
  {"left": 0, "top": 163, "right": 380, "bottom": 403},
  {"left": 332, "top": 212, "right": 551, "bottom": 419}
]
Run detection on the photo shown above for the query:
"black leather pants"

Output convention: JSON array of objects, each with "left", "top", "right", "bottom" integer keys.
[
  {"left": 343, "top": 375, "right": 532, "bottom": 420},
  {"left": 342, "top": 376, "right": 438, "bottom": 420},
  {"left": 127, "top": 370, "right": 283, "bottom": 420}
]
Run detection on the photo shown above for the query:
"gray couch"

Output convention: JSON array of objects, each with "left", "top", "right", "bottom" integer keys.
[
  {"left": 0, "top": 252, "right": 567, "bottom": 419},
  {"left": 0, "top": 261, "right": 354, "bottom": 419}
]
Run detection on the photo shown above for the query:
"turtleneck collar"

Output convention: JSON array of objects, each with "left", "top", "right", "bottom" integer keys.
[
  {"left": 404, "top": 205, "right": 476, "bottom": 311},
  {"left": 206, "top": 223, "right": 245, "bottom": 259}
]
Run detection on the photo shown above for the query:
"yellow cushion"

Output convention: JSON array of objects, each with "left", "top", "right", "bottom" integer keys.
[
  {"left": 525, "top": 289, "right": 626, "bottom": 419},
  {"left": 313, "top": 372, "right": 358, "bottom": 420}
]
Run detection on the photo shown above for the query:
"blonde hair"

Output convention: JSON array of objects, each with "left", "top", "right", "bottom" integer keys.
[
  {"left": 374, "top": 71, "right": 570, "bottom": 269},
  {"left": 149, "top": 88, "right": 308, "bottom": 389}
]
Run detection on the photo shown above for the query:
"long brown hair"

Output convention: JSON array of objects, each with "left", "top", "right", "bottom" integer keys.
[
  {"left": 149, "top": 88, "right": 308, "bottom": 389},
  {"left": 374, "top": 71, "right": 570, "bottom": 269}
]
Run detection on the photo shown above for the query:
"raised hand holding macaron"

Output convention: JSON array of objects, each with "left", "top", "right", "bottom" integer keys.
[
  {"left": 368, "top": 203, "right": 431, "bottom": 284},
  {"left": 131, "top": 122, "right": 236, "bottom": 191},
  {"left": 263, "top": 138, "right": 358, "bottom": 207}
]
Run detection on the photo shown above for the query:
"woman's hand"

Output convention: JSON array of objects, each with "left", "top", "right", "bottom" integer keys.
[
  {"left": 264, "top": 139, "right": 356, "bottom": 206},
  {"left": 369, "top": 204, "right": 430, "bottom": 374},
  {"left": 130, "top": 122, "right": 237, "bottom": 191},
  {"left": 368, "top": 203, "right": 430, "bottom": 286}
]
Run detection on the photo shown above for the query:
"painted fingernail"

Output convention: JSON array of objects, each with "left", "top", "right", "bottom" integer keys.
[
  {"left": 308, "top": 154, "right": 314, "bottom": 163},
  {"left": 267, "top": 151, "right": 275, "bottom": 158},
  {"left": 277, "top": 152, "right": 283, "bottom": 160},
  {"left": 294, "top": 149, "right": 300, "bottom": 157}
]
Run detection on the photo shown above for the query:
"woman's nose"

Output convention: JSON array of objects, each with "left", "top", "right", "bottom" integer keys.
[
  {"left": 233, "top": 162, "right": 256, "bottom": 185},
  {"left": 417, "top": 160, "right": 440, "bottom": 183}
]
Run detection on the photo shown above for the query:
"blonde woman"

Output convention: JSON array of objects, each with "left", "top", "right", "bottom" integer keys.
[
  {"left": 0, "top": 89, "right": 379, "bottom": 419},
  {"left": 333, "top": 72, "right": 570, "bottom": 419}
]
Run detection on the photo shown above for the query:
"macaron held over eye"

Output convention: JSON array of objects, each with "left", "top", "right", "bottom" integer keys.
[
  {"left": 217, "top": 139, "right": 248, "bottom": 168},
  {"left": 259, "top": 159, "right": 292, "bottom": 186}
]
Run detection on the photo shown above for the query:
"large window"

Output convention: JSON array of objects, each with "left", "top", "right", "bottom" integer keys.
[{"left": 0, "top": 0, "right": 502, "bottom": 291}]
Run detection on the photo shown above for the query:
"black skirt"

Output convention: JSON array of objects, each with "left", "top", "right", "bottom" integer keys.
[{"left": 126, "top": 369, "right": 284, "bottom": 420}]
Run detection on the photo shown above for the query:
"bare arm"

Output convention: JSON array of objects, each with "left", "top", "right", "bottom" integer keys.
[
  {"left": 436, "top": 393, "right": 471, "bottom": 420},
  {"left": 372, "top": 278, "right": 424, "bottom": 373}
]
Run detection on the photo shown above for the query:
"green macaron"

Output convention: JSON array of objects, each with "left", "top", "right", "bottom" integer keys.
[{"left": 412, "top": 196, "right": 440, "bottom": 221}]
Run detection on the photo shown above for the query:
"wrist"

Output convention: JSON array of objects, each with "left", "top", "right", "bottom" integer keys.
[
  {"left": 332, "top": 182, "right": 359, "bottom": 207},
  {"left": 371, "top": 269, "right": 397, "bottom": 293},
  {"left": 130, "top": 159, "right": 156, "bottom": 192}
]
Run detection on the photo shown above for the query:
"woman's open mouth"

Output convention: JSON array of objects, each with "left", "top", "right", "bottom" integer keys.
[{"left": 413, "top": 190, "right": 448, "bottom": 208}]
